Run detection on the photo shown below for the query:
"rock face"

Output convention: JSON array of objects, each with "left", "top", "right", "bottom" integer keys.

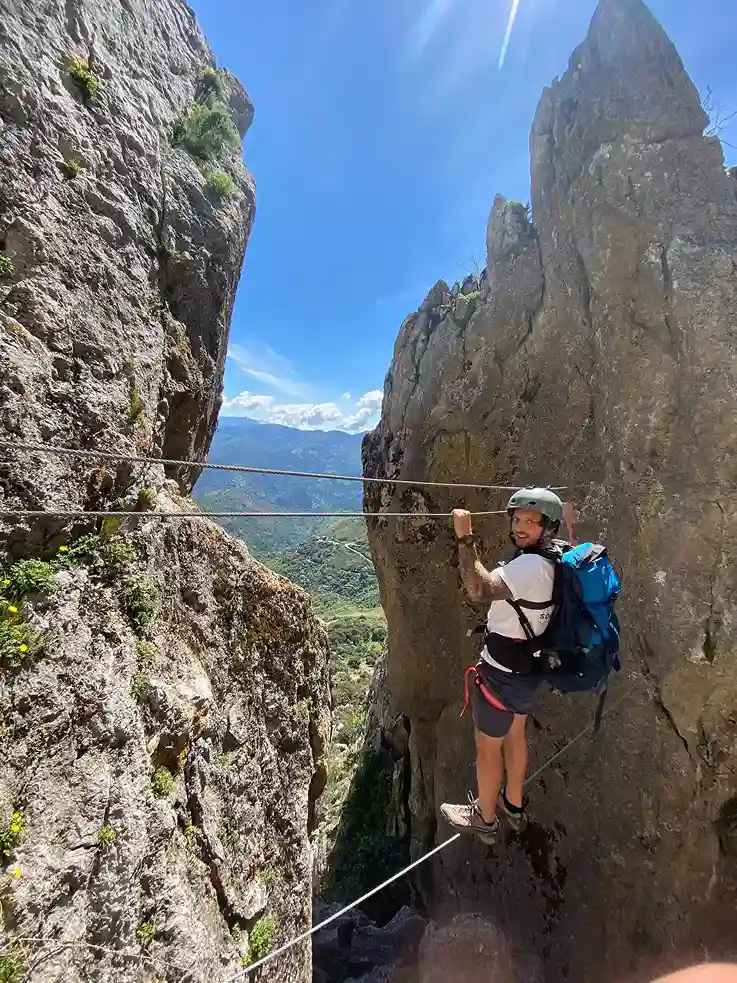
[
  {"left": 363, "top": 651, "right": 411, "bottom": 841},
  {"left": 0, "top": 494, "right": 331, "bottom": 982},
  {"left": 0, "top": 3, "right": 332, "bottom": 982},
  {"left": 317, "top": 653, "right": 412, "bottom": 930},
  {"left": 312, "top": 907, "right": 537, "bottom": 983},
  {"left": 0, "top": 0, "right": 255, "bottom": 546},
  {"left": 312, "top": 902, "right": 426, "bottom": 983},
  {"left": 364, "top": 0, "right": 737, "bottom": 979},
  {"left": 416, "top": 915, "right": 543, "bottom": 983}
]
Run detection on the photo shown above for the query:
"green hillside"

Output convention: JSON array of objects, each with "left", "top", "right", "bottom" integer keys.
[
  {"left": 194, "top": 417, "right": 365, "bottom": 554},
  {"left": 197, "top": 420, "right": 387, "bottom": 833},
  {"left": 196, "top": 485, "right": 333, "bottom": 556},
  {"left": 265, "top": 523, "right": 376, "bottom": 614},
  {"left": 265, "top": 517, "right": 383, "bottom": 743}
]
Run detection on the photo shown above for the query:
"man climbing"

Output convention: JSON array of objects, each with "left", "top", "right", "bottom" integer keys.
[{"left": 440, "top": 488, "right": 576, "bottom": 845}]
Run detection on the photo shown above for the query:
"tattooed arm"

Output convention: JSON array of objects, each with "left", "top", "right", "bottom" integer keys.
[{"left": 453, "top": 509, "right": 512, "bottom": 604}]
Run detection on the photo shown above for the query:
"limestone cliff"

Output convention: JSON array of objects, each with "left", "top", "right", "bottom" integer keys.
[
  {"left": 0, "top": 0, "right": 255, "bottom": 544},
  {"left": 0, "top": 502, "right": 330, "bottom": 982},
  {"left": 0, "top": 2, "right": 331, "bottom": 982},
  {"left": 364, "top": 0, "right": 737, "bottom": 979}
]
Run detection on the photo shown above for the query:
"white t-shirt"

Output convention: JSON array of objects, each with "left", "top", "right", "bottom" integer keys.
[{"left": 483, "top": 553, "right": 555, "bottom": 672}]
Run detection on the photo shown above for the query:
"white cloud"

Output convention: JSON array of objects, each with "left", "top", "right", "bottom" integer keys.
[
  {"left": 406, "top": 0, "right": 455, "bottom": 65},
  {"left": 226, "top": 342, "right": 311, "bottom": 398},
  {"left": 221, "top": 389, "right": 383, "bottom": 434},
  {"left": 340, "top": 390, "right": 383, "bottom": 432}
]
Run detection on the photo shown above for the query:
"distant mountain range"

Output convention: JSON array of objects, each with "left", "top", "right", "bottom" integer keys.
[
  {"left": 193, "top": 417, "right": 367, "bottom": 556},
  {"left": 198, "top": 419, "right": 387, "bottom": 842}
]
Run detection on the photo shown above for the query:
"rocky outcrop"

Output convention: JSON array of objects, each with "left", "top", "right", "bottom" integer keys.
[
  {"left": 0, "top": 2, "right": 333, "bottom": 982},
  {"left": 363, "top": 652, "right": 411, "bottom": 842},
  {"left": 313, "top": 902, "right": 427, "bottom": 983},
  {"left": 313, "top": 907, "right": 538, "bottom": 983},
  {"left": 0, "top": 490, "right": 330, "bottom": 982},
  {"left": 317, "top": 653, "right": 412, "bottom": 929},
  {"left": 416, "top": 915, "right": 543, "bottom": 983},
  {"left": 0, "top": 0, "right": 255, "bottom": 549},
  {"left": 364, "top": 0, "right": 737, "bottom": 980}
]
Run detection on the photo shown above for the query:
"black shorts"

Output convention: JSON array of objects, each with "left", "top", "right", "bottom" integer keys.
[{"left": 471, "top": 661, "right": 544, "bottom": 738}]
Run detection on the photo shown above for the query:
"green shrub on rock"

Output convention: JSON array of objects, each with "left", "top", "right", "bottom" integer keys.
[
  {"left": 195, "top": 66, "right": 224, "bottom": 103},
  {"left": 67, "top": 56, "right": 101, "bottom": 103},
  {"left": 3, "top": 559, "right": 56, "bottom": 598},
  {"left": 170, "top": 101, "right": 240, "bottom": 160},
  {"left": 0, "top": 563, "right": 52, "bottom": 668},
  {"left": 204, "top": 169, "right": 236, "bottom": 201},
  {"left": 248, "top": 915, "right": 276, "bottom": 961},
  {"left": 122, "top": 574, "right": 161, "bottom": 636},
  {"left": 97, "top": 824, "right": 116, "bottom": 848},
  {"left": 136, "top": 920, "right": 156, "bottom": 948},
  {"left": 63, "top": 155, "right": 85, "bottom": 178},
  {"left": 151, "top": 766, "right": 173, "bottom": 798},
  {"left": 101, "top": 538, "right": 137, "bottom": 571},
  {"left": 0, "top": 949, "right": 25, "bottom": 983},
  {"left": 136, "top": 487, "right": 157, "bottom": 510}
]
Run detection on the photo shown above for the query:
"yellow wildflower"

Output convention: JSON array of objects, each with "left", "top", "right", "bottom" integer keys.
[
  {"left": 18, "top": 644, "right": 28, "bottom": 653},
  {"left": 58, "top": 545, "right": 69, "bottom": 552},
  {"left": 11, "top": 864, "right": 21, "bottom": 879},
  {"left": 2, "top": 579, "right": 10, "bottom": 586},
  {"left": 7, "top": 605, "right": 18, "bottom": 614}
]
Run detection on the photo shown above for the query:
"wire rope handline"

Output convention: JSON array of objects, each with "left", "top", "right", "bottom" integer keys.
[
  {"left": 222, "top": 679, "right": 641, "bottom": 981},
  {"left": 0, "top": 442, "right": 621, "bottom": 983},
  {"left": 0, "top": 439, "right": 574, "bottom": 492},
  {"left": 0, "top": 509, "right": 511, "bottom": 521},
  {"left": 0, "top": 935, "right": 188, "bottom": 974},
  {"left": 0, "top": 679, "right": 640, "bottom": 980}
]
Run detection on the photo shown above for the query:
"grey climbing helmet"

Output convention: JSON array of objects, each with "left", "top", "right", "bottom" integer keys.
[{"left": 506, "top": 487, "right": 563, "bottom": 524}]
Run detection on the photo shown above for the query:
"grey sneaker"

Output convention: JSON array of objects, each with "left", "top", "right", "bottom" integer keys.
[
  {"left": 497, "top": 786, "right": 528, "bottom": 832},
  {"left": 440, "top": 793, "right": 500, "bottom": 845}
]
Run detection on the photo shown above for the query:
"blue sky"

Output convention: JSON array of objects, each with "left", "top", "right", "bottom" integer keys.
[{"left": 189, "top": 0, "right": 737, "bottom": 433}]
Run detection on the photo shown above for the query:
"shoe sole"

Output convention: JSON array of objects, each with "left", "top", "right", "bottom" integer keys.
[
  {"left": 439, "top": 805, "right": 476, "bottom": 834},
  {"left": 440, "top": 805, "right": 499, "bottom": 842}
]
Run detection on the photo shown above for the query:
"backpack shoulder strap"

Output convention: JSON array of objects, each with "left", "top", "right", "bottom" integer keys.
[
  {"left": 504, "top": 599, "right": 537, "bottom": 641},
  {"left": 503, "top": 548, "right": 562, "bottom": 640},
  {"left": 524, "top": 542, "right": 567, "bottom": 563}
]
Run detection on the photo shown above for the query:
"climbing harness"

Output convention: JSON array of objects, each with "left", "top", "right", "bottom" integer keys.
[{"left": 460, "top": 662, "right": 509, "bottom": 716}]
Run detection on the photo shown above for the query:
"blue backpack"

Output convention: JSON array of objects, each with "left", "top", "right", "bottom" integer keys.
[
  {"left": 539, "top": 543, "right": 621, "bottom": 725},
  {"left": 490, "top": 542, "right": 622, "bottom": 732}
]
